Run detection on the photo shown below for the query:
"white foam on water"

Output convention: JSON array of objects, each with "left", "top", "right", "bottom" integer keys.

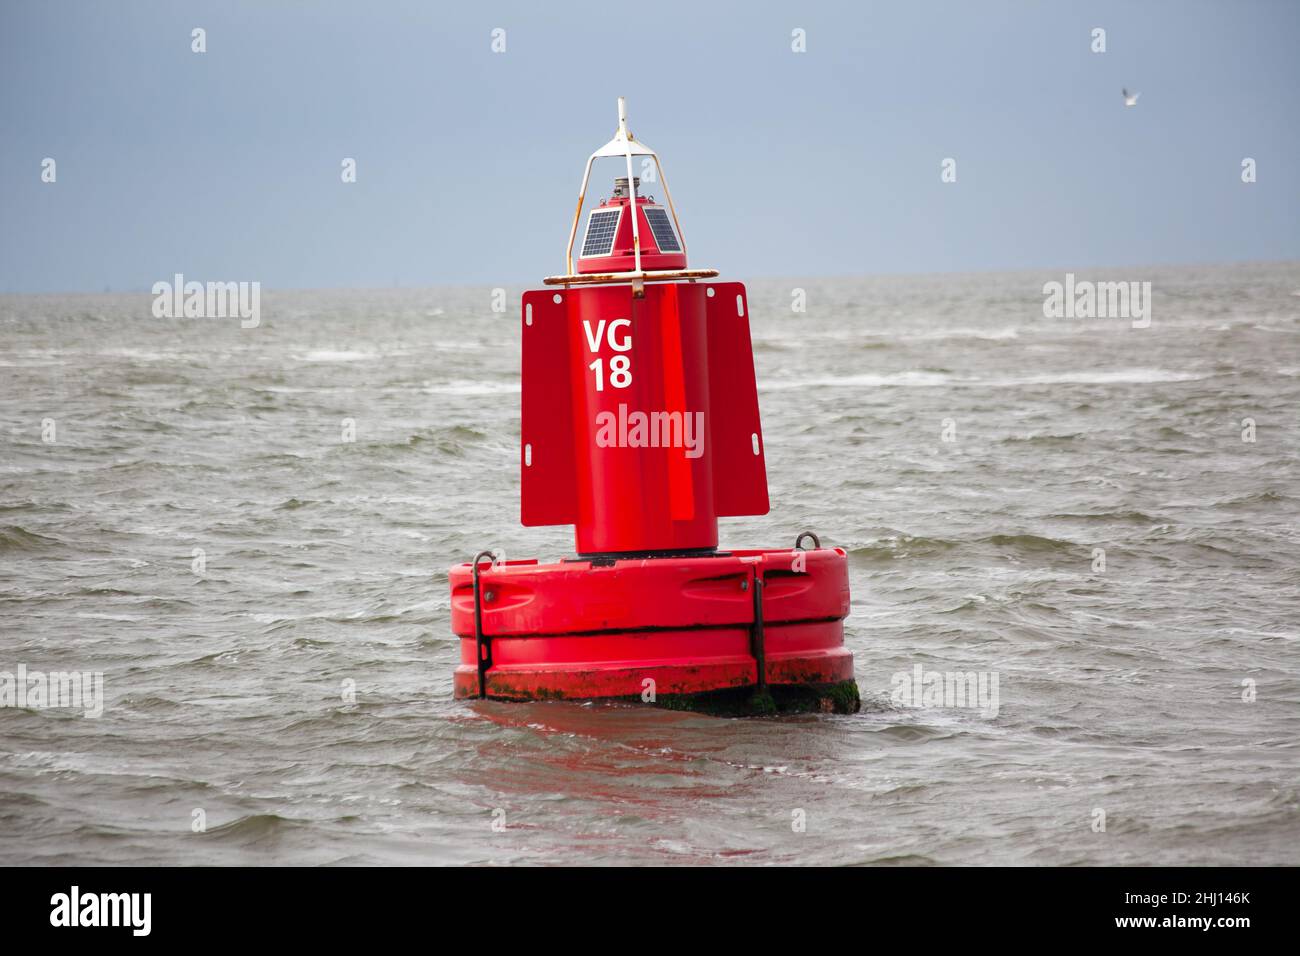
[
  {"left": 292, "top": 349, "right": 380, "bottom": 362},
  {"left": 762, "top": 370, "right": 957, "bottom": 390},
  {"left": 908, "top": 326, "right": 1021, "bottom": 341},
  {"left": 95, "top": 348, "right": 175, "bottom": 361},
  {"left": 1009, "top": 369, "right": 1206, "bottom": 385},
  {"left": 421, "top": 380, "right": 520, "bottom": 395},
  {"left": 762, "top": 368, "right": 1207, "bottom": 390}
]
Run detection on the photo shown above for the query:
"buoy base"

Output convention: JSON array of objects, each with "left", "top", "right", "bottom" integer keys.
[
  {"left": 453, "top": 675, "right": 860, "bottom": 716},
  {"left": 449, "top": 547, "right": 856, "bottom": 713},
  {"left": 662, "top": 680, "right": 861, "bottom": 717},
  {"left": 452, "top": 657, "right": 857, "bottom": 704}
]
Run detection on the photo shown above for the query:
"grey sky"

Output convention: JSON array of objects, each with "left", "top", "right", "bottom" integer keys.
[{"left": 2, "top": 0, "right": 1297, "bottom": 292}]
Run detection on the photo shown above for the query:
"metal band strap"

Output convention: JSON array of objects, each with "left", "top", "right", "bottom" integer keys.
[{"left": 471, "top": 551, "right": 496, "bottom": 699}]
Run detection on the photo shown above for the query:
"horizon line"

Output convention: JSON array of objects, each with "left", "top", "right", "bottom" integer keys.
[{"left": 2, "top": 256, "right": 1297, "bottom": 298}]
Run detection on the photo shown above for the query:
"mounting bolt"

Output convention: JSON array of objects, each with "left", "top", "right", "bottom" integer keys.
[{"left": 484, "top": 591, "right": 496, "bottom": 602}]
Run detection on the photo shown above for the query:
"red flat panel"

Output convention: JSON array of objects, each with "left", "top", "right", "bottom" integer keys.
[
  {"left": 704, "top": 282, "right": 769, "bottom": 516},
  {"left": 520, "top": 289, "right": 578, "bottom": 526}
]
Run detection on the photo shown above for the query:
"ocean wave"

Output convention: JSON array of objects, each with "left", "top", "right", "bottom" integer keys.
[
  {"left": 0, "top": 525, "right": 62, "bottom": 552},
  {"left": 997, "top": 433, "right": 1082, "bottom": 445},
  {"left": 1043, "top": 510, "right": 1159, "bottom": 524},
  {"left": 979, "top": 533, "right": 1078, "bottom": 553},
  {"left": 1214, "top": 490, "right": 1295, "bottom": 509},
  {"left": 205, "top": 813, "right": 309, "bottom": 842},
  {"left": 848, "top": 534, "right": 958, "bottom": 562}
]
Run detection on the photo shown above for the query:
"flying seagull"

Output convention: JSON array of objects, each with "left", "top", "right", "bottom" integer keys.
[{"left": 1122, "top": 88, "right": 1140, "bottom": 107}]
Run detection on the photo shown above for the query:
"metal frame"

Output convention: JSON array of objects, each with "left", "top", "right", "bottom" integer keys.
[
  {"left": 749, "top": 568, "right": 767, "bottom": 692},
  {"left": 542, "top": 268, "right": 717, "bottom": 287},
  {"left": 471, "top": 550, "right": 496, "bottom": 699},
  {"left": 562, "top": 97, "right": 692, "bottom": 282}
]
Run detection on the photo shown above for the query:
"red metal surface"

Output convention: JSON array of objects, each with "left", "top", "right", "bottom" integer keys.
[
  {"left": 449, "top": 547, "right": 852, "bottom": 701},
  {"left": 576, "top": 196, "right": 687, "bottom": 275},
  {"left": 521, "top": 281, "right": 767, "bottom": 553}
]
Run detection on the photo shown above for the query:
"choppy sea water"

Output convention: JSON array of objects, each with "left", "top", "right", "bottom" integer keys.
[{"left": 1, "top": 263, "right": 1297, "bottom": 866}]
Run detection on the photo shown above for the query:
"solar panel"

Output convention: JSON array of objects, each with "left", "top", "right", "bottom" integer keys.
[
  {"left": 580, "top": 208, "right": 622, "bottom": 257},
  {"left": 643, "top": 206, "right": 681, "bottom": 253}
]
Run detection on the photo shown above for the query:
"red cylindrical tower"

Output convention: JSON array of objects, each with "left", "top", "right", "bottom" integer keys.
[{"left": 568, "top": 282, "right": 716, "bottom": 554}]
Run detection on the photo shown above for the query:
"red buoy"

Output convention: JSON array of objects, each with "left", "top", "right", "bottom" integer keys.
[{"left": 449, "top": 99, "right": 858, "bottom": 713}]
